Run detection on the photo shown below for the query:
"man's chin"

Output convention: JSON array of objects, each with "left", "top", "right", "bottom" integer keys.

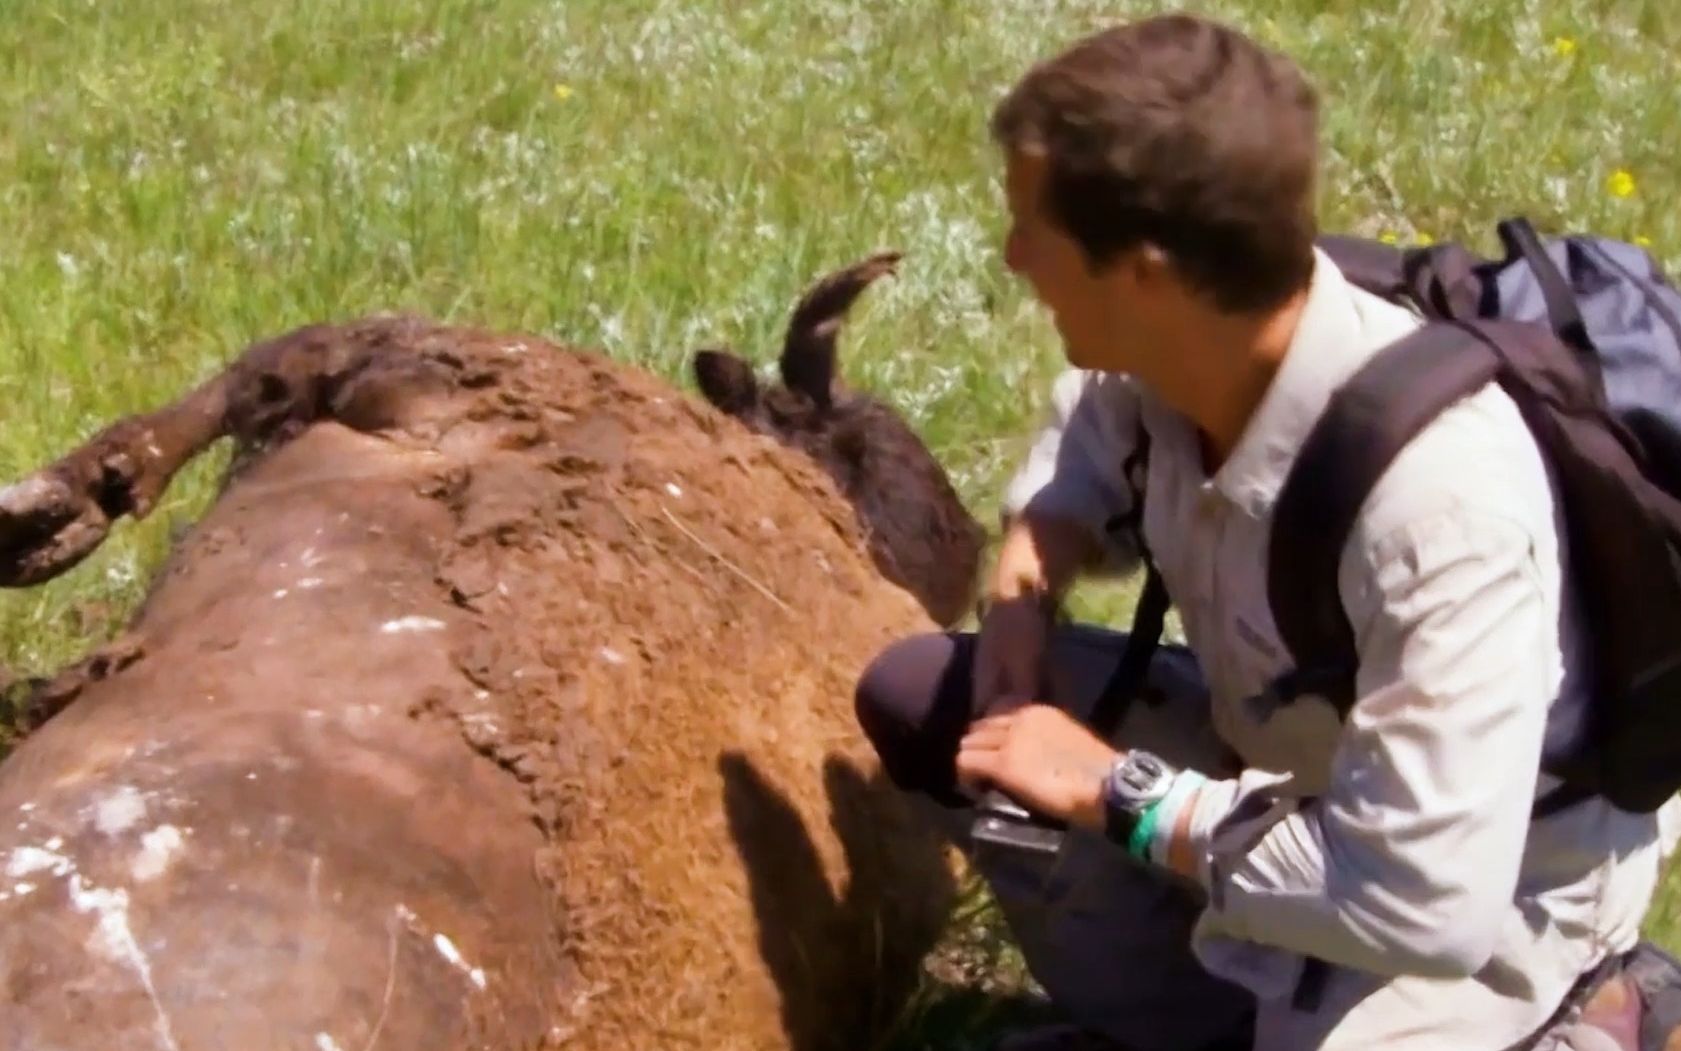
[
  {"left": 1054, "top": 319, "right": 1109, "bottom": 371},
  {"left": 1062, "top": 339, "right": 1131, "bottom": 374},
  {"left": 1061, "top": 343, "right": 1096, "bottom": 370}
]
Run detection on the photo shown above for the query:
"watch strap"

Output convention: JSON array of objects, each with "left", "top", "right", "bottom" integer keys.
[
  {"left": 1146, "top": 770, "right": 1207, "bottom": 865},
  {"left": 1127, "top": 799, "right": 1166, "bottom": 860}
]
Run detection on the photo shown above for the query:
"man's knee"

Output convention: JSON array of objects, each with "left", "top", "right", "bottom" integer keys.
[
  {"left": 855, "top": 632, "right": 949, "bottom": 733},
  {"left": 854, "top": 631, "right": 975, "bottom": 805}
]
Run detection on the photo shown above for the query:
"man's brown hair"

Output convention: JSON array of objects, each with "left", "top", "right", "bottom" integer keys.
[{"left": 991, "top": 14, "right": 1321, "bottom": 314}]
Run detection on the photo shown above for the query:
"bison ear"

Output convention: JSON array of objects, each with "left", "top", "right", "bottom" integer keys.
[{"left": 692, "top": 349, "right": 760, "bottom": 417}]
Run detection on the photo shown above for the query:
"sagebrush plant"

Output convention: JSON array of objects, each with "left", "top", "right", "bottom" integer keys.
[{"left": 2, "top": 0, "right": 1678, "bottom": 1036}]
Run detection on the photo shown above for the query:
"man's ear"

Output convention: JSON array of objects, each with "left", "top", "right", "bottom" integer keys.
[
  {"left": 692, "top": 349, "right": 760, "bottom": 417},
  {"left": 1127, "top": 242, "right": 1176, "bottom": 290}
]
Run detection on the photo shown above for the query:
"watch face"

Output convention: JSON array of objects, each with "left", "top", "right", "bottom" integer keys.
[{"left": 1108, "top": 751, "right": 1174, "bottom": 810}]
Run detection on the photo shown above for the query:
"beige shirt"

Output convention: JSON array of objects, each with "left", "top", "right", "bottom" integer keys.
[{"left": 1003, "top": 248, "right": 1681, "bottom": 1046}]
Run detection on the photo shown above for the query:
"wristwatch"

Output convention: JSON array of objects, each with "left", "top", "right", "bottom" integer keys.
[{"left": 1101, "top": 749, "right": 1177, "bottom": 848}]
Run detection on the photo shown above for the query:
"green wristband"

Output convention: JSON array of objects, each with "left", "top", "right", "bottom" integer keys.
[{"left": 1127, "top": 798, "right": 1165, "bottom": 861}]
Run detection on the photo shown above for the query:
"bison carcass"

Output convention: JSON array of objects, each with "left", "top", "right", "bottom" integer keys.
[{"left": 0, "top": 255, "right": 983, "bottom": 1050}]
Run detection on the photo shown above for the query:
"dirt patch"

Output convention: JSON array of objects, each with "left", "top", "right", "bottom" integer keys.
[{"left": 401, "top": 322, "right": 965, "bottom": 1048}]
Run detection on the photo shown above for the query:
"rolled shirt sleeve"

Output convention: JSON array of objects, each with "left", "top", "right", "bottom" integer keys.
[
  {"left": 1001, "top": 368, "right": 1148, "bottom": 577},
  {"left": 1179, "top": 507, "right": 1554, "bottom": 980}
]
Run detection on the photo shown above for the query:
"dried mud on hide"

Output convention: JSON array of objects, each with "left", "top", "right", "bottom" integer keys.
[{"left": 379, "top": 320, "right": 965, "bottom": 1049}]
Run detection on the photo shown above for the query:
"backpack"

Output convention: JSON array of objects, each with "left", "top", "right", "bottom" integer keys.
[{"left": 1106, "top": 216, "right": 1681, "bottom": 818}]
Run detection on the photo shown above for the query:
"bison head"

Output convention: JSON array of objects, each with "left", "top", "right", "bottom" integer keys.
[{"left": 692, "top": 252, "right": 985, "bottom": 628}]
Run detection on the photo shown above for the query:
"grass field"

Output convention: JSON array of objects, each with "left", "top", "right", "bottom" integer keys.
[{"left": 3, "top": 0, "right": 1680, "bottom": 1043}]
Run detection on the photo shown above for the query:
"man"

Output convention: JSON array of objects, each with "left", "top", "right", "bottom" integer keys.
[{"left": 853, "top": 13, "right": 1679, "bottom": 1051}]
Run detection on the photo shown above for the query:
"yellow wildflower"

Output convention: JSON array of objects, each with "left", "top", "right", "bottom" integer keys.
[
  {"left": 1552, "top": 36, "right": 1577, "bottom": 57},
  {"left": 1415, "top": 232, "right": 1436, "bottom": 246},
  {"left": 553, "top": 83, "right": 574, "bottom": 102},
  {"left": 1608, "top": 169, "right": 1637, "bottom": 198},
  {"left": 1379, "top": 230, "right": 1400, "bottom": 245},
  {"left": 1636, "top": 235, "right": 1654, "bottom": 248}
]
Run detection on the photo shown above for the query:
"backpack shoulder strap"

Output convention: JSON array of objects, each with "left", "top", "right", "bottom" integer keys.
[
  {"left": 1267, "top": 322, "right": 1501, "bottom": 711},
  {"left": 1089, "top": 417, "right": 1170, "bottom": 739},
  {"left": 1495, "top": 216, "right": 1594, "bottom": 355},
  {"left": 1318, "top": 233, "right": 1491, "bottom": 321}
]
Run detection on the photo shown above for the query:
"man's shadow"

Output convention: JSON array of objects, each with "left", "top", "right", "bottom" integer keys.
[{"left": 721, "top": 750, "right": 997, "bottom": 1050}]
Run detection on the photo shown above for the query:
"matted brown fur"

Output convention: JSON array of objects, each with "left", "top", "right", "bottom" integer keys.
[
  {"left": 0, "top": 309, "right": 966, "bottom": 1049},
  {"left": 415, "top": 318, "right": 965, "bottom": 1047}
]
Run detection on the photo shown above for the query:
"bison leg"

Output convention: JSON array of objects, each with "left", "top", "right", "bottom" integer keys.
[
  {"left": 0, "top": 378, "right": 230, "bottom": 588},
  {"left": 0, "top": 318, "right": 460, "bottom": 589}
]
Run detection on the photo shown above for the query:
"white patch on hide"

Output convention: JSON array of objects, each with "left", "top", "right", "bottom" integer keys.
[
  {"left": 69, "top": 874, "right": 181, "bottom": 1050},
  {"left": 94, "top": 786, "right": 147, "bottom": 836},
  {"left": 8, "top": 845, "right": 73, "bottom": 879},
  {"left": 665, "top": 482, "right": 683, "bottom": 498},
  {"left": 380, "top": 616, "right": 447, "bottom": 634},
  {"left": 131, "top": 826, "right": 187, "bottom": 882},
  {"left": 599, "top": 646, "right": 626, "bottom": 666},
  {"left": 342, "top": 704, "right": 381, "bottom": 726},
  {"left": 397, "top": 906, "right": 486, "bottom": 993},
  {"left": 432, "top": 932, "right": 487, "bottom": 990},
  {"left": 433, "top": 932, "right": 465, "bottom": 967},
  {"left": 296, "top": 577, "right": 324, "bottom": 589}
]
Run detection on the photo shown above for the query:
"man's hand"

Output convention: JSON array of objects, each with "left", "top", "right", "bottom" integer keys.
[
  {"left": 973, "top": 595, "right": 1051, "bottom": 714},
  {"left": 956, "top": 703, "right": 1118, "bottom": 830},
  {"left": 973, "top": 513, "right": 1098, "bottom": 713}
]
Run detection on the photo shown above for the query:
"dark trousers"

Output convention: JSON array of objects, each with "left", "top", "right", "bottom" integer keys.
[{"left": 851, "top": 624, "right": 1256, "bottom": 1051}]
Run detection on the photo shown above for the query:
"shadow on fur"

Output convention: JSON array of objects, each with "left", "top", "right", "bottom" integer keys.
[{"left": 720, "top": 750, "right": 960, "bottom": 1050}]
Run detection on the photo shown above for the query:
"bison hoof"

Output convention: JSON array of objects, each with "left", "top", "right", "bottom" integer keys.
[{"left": 0, "top": 475, "right": 112, "bottom": 588}]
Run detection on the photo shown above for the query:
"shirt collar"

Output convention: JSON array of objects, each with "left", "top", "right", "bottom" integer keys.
[{"left": 1201, "top": 246, "right": 1412, "bottom": 518}]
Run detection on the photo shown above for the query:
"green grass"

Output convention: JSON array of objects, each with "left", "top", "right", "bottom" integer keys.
[{"left": 3, "top": 0, "right": 1681, "bottom": 1041}]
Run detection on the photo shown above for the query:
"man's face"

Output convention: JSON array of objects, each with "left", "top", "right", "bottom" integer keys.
[{"left": 1001, "top": 148, "right": 1127, "bottom": 371}]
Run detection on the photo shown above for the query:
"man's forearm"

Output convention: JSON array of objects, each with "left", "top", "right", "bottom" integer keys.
[{"left": 990, "top": 511, "right": 1105, "bottom": 603}]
